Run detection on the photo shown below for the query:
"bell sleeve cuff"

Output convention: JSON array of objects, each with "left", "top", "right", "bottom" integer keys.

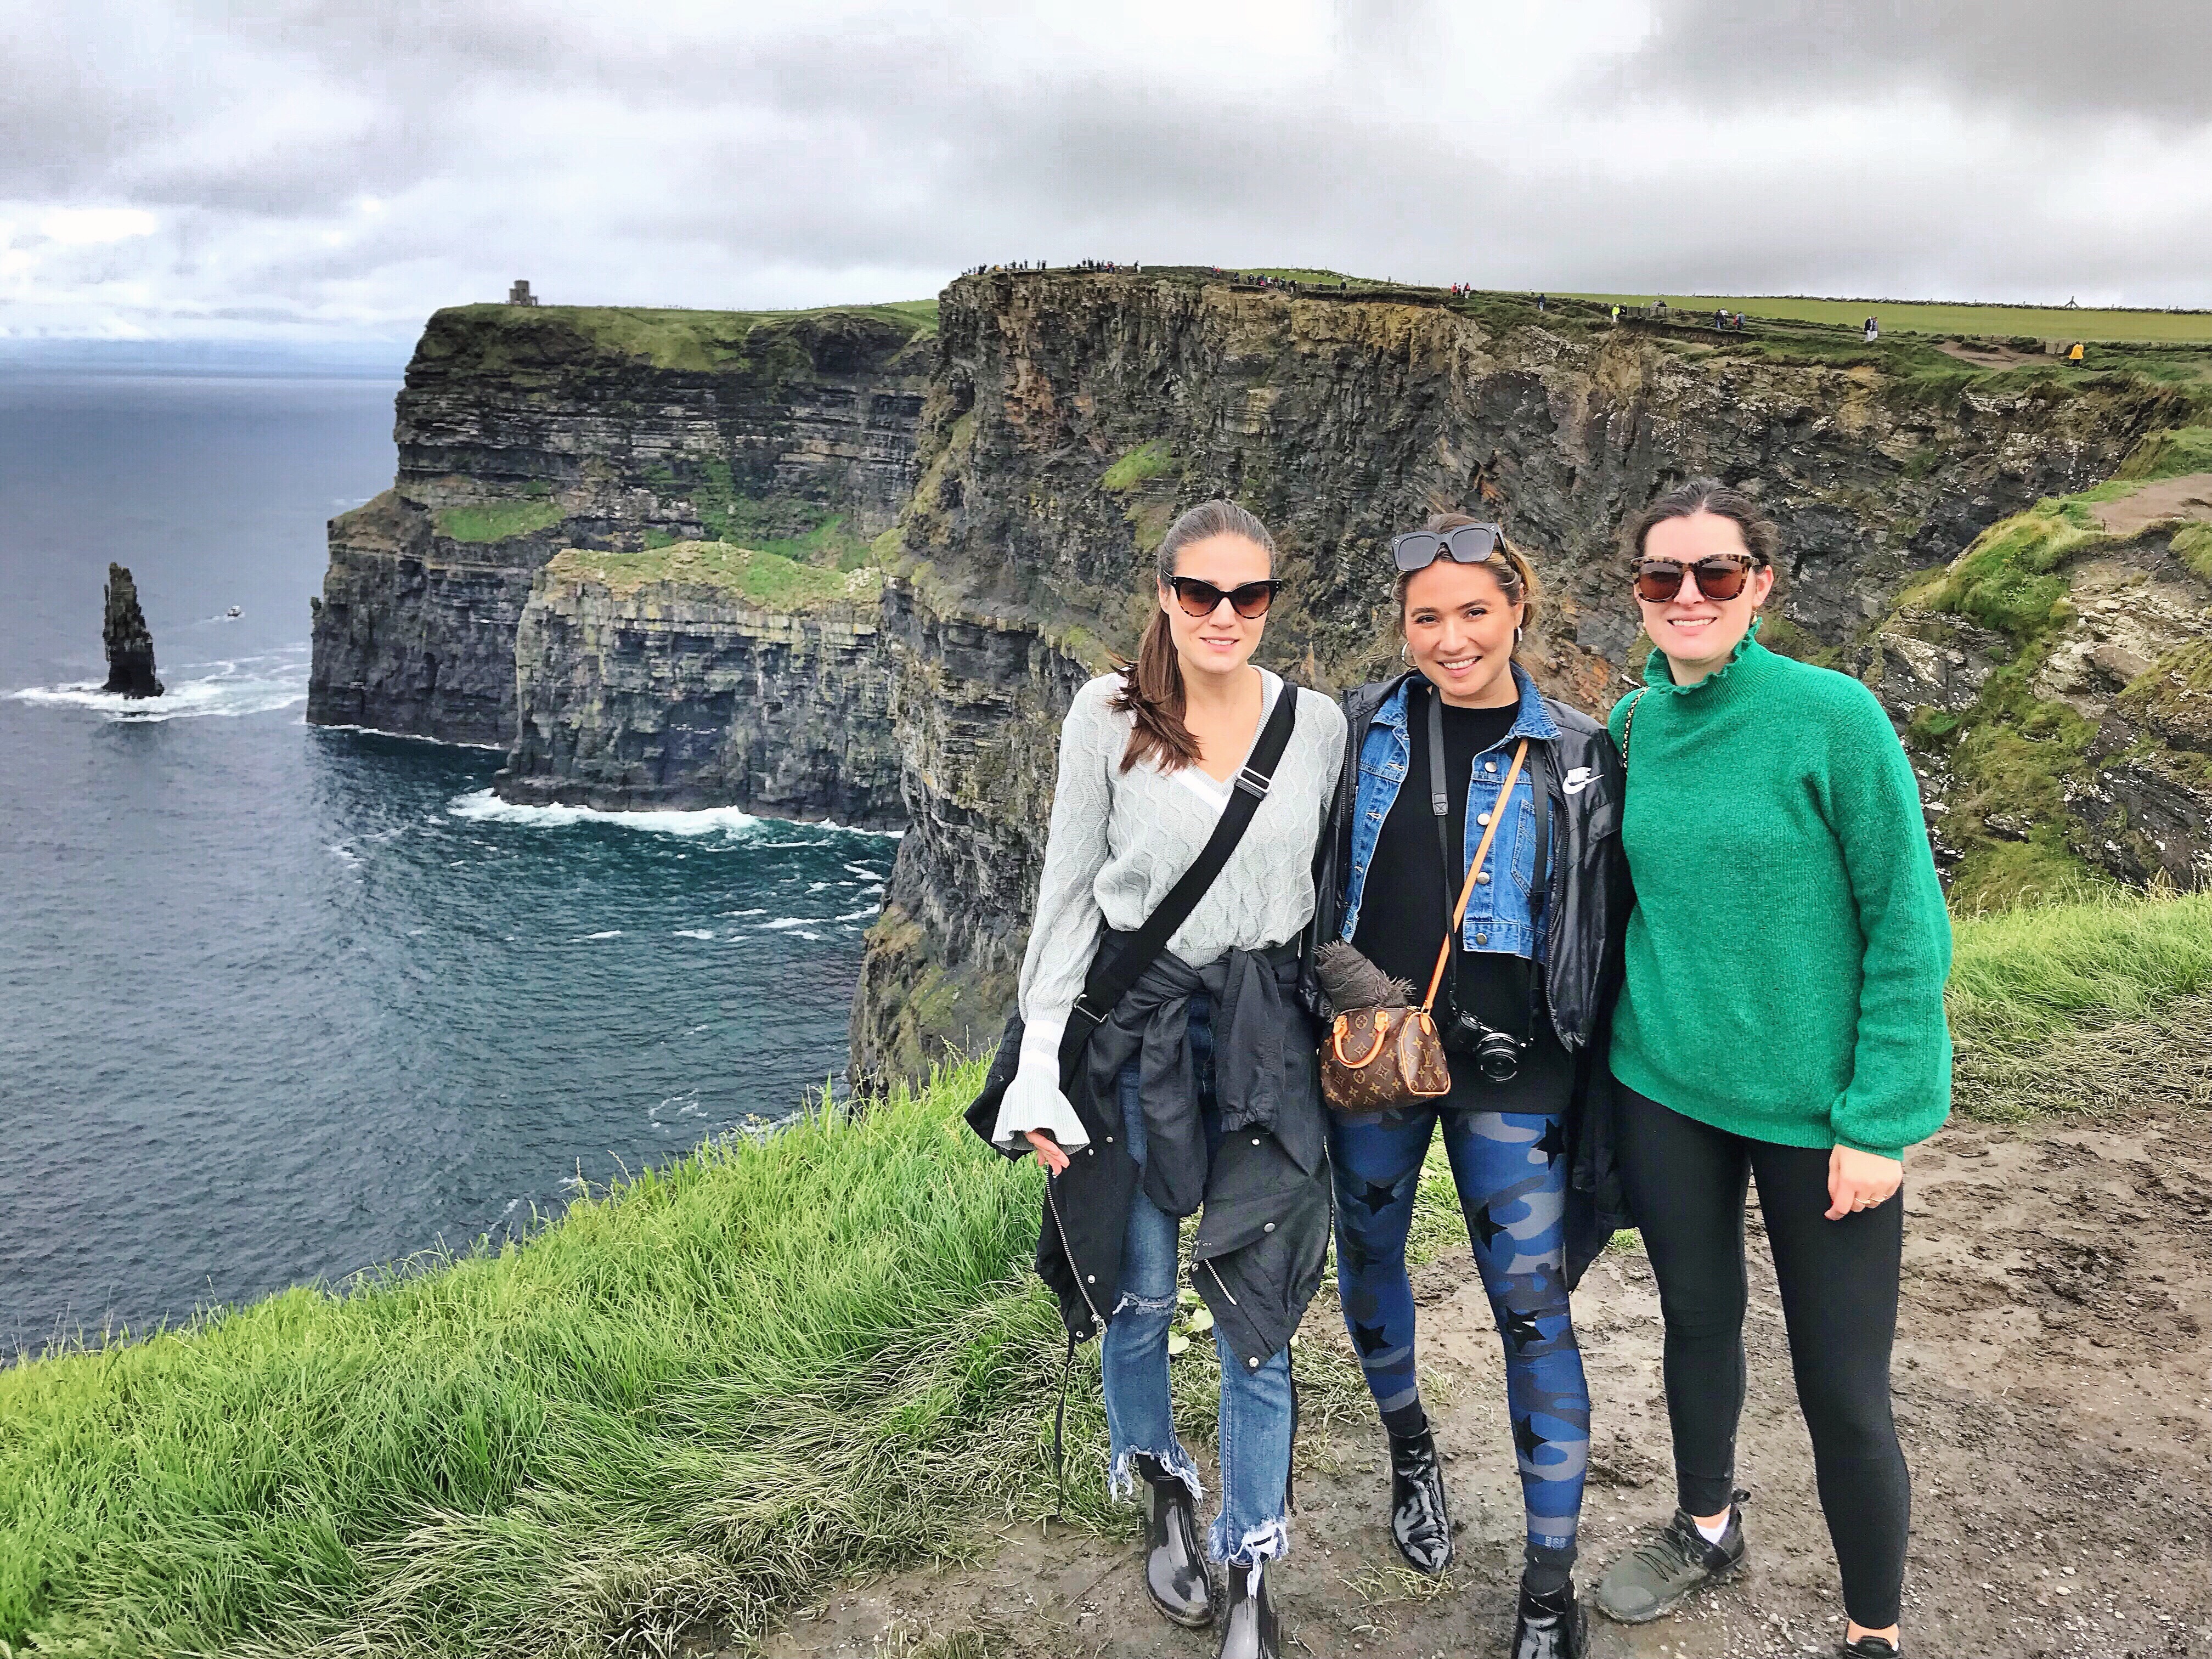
[{"left": 990, "top": 1015, "right": 1092, "bottom": 1154}]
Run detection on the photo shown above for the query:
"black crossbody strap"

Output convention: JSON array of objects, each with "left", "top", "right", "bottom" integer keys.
[{"left": 1059, "top": 681, "right": 1300, "bottom": 1069}]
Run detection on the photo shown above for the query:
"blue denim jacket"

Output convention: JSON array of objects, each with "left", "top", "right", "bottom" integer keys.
[{"left": 1338, "top": 663, "right": 1560, "bottom": 962}]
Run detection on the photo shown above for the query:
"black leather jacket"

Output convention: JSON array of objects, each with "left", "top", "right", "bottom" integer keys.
[{"left": 1306, "top": 672, "right": 1635, "bottom": 1263}]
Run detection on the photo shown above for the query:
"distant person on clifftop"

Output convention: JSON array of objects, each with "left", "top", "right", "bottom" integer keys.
[
  {"left": 1589, "top": 480, "right": 1949, "bottom": 1659},
  {"left": 1865, "top": 315, "right": 1879, "bottom": 342},
  {"left": 1311, "top": 516, "right": 1632, "bottom": 1659},
  {"left": 973, "top": 500, "right": 1346, "bottom": 1659}
]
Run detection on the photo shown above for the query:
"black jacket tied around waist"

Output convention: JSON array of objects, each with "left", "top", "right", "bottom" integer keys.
[{"left": 1037, "top": 935, "right": 1331, "bottom": 1367}]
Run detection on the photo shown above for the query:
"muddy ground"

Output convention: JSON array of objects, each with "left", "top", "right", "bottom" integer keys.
[{"left": 751, "top": 1104, "right": 2210, "bottom": 1659}]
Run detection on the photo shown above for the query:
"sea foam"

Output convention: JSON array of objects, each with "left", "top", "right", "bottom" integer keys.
[
  {"left": 447, "top": 791, "right": 762, "bottom": 836},
  {"left": 8, "top": 646, "right": 310, "bottom": 723}
]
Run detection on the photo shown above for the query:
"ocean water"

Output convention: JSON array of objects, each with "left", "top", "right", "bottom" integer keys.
[{"left": 0, "top": 357, "right": 894, "bottom": 1352}]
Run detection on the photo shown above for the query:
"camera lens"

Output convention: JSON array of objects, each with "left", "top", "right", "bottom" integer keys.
[{"left": 1475, "top": 1030, "right": 1521, "bottom": 1083}]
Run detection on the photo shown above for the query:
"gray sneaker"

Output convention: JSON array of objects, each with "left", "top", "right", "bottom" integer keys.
[{"left": 1594, "top": 1505, "right": 1746, "bottom": 1623}]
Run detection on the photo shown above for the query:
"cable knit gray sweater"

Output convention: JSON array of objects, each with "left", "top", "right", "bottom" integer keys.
[{"left": 993, "top": 669, "right": 1347, "bottom": 1152}]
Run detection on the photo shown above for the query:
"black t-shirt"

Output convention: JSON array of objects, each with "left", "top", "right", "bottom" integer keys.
[{"left": 1350, "top": 682, "right": 1570, "bottom": 1099}]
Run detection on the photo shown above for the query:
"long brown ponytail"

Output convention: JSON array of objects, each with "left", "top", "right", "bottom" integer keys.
[{"left": 1114, "top": 500, "right": 1278, "bottom": 774}]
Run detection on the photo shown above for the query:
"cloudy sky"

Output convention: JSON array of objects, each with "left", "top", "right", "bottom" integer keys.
[{"left": 3, "top": 0, "right": 2207, "bottom": 341}]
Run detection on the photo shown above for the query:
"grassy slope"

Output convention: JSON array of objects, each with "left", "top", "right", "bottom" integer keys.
[
  {"left": 4, "top": 890, "right": 2206, "bottom": 1657},
  {"left": 544, "top": 542, "right": 882, "bottom": 609},
  {"left": 1895, "top": 424, "right": 2212, "bottom": 909},
  {"left": 1564, "top": 292, "right": 2212, "bottom": 343}
]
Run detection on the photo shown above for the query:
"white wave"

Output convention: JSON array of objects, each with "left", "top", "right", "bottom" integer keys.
[
  {"left": 833, "top": 906, "right": 881, "bottom": 922},
  {"left": 759, "top": 917, "right": 818, "bottom": 932},
  {"left": 797, "top": 930, "right": 823, "bottom": 942},
  {"left": 314, "top": 721, "right": 506, "bottom": 753},
  {"left": 671, "top": 928, "right": 716, "bottom": 940},
  {"left": 9, "top": 645, "right": 309, "bottom": 723},
  {"left": 447, "top": 790, "right": 763, "bottom": 836},
  {"left": 580, "top": 929, "right": 623, "bottom": 940},
  {"left": 719, "top": 907, "right": 766, "bottom": 918}
]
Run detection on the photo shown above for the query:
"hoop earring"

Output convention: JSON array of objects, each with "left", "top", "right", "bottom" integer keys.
[
  {"left": 1514, "top": 625, "right": 1525, "bottom": 645},
  {"left": 1400, "top": 640, "right": 1413, "bottom": 664}
]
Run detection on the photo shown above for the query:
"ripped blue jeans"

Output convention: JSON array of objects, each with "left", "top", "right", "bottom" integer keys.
[{"left": 1102, "top": 993, "right": 1295, "bottom": 1570}]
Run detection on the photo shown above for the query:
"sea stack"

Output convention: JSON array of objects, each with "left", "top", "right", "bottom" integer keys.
[{"left": 102, "top": 562, "right": 163, "bottom": 698}]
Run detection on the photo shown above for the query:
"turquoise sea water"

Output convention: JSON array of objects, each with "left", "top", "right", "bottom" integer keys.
[{"left": 0, "top": 357, "right": 891, "bottom": 1351}]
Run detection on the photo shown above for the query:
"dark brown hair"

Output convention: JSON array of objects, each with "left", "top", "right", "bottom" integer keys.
[
  {"left": 1392, "top": 512, "right": 1542, "bottom": 655},
  {"left": 1623, "top": 477, "right": 1779, "bottom": 568},
  {"left": 1114, "top": 500, "right": 1278, "bottom": 774}
]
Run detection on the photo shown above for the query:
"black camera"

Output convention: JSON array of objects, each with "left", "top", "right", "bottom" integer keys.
[{"left": 1443, "top": 1009, "right": 1523, "bottom": 1082}]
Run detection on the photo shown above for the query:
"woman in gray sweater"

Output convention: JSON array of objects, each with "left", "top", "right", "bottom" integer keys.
[{"left": 993, "top": 501, "right": 1345, "bottom": 1659}]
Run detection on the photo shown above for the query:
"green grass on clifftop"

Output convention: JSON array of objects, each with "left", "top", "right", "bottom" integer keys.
[
  {"left": 1564, "top": 292, "right": 2212, "bottom": 344},
  {"left": 546, "top": 541, "right": 882, "bottom": 609},
  {"left": 432, "top": 301, "right": 938, "bottom": 372}
]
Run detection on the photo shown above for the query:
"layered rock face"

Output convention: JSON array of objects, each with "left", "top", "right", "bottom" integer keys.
[
  {"left": 101, "top": 562, "right": 162, "bottom": 698},
  {"left": 494, "top": 544, "right": 901, "bottom": 825},
  {"left": 851, "top": 272, "right": 2186, "bottom": 1081},
  {"left": 308, "top": 303, "right": 931, "bottom": 747}
]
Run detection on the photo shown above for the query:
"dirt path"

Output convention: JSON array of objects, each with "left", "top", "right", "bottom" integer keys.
[
  {"left": 756, "top": 1108, "right": 2210, "bottom": 1659},
  {"left": 2091, "top": 472, "right": 2212, "bottom": 536}
]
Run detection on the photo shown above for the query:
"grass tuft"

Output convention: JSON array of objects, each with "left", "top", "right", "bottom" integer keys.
[
  {"left": 434, "top": 500, "right": 566, "bottom": 544},
  {"left": 1101, "top": 440, "right": 1174, "bottom": 494}
]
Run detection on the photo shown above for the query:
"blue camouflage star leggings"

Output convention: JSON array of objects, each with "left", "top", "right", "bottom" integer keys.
[{"left": 1330, "top": 1099, "right": 1590, "bottom": 1556}]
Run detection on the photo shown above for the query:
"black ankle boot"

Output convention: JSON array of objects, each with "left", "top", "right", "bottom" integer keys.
[
  {"left": 1510, "top": 1576, "right": 1587, "bottom": 1659},
  {"left": 1217, "top": 1561, "right": 1280, "bottom": 1659},
  {"left": 1386, "top": 1427, "right": 1453, "bottom": 1574},
  {"left": 1133, "top": 1454, "right": 1214, "bottom": 1628}
]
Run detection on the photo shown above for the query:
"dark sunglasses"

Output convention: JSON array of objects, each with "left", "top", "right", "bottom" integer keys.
[
  {"left": 1391, "top": 523, "right": 1504, "bottom": 573},
  {"left": 1168, "top": 576, "right": 1282, "bottom": 620},
  {"left": 1633, "top": 555, "right": 1754, "bottom": 603}
]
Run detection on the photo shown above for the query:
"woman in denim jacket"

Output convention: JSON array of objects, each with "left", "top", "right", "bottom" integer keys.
[{"left": 1309, "top": 515, "right": 1628, "bottom": 1659}]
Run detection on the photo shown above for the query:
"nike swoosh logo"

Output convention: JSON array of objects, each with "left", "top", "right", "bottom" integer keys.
[{"left": 1561, "top": 767, "right": 1598, "bottom": 795}]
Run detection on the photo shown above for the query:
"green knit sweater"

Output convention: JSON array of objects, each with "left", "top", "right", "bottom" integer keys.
[{"left": 1607, "top": 628, "right": 1953, "bottom": 1158}]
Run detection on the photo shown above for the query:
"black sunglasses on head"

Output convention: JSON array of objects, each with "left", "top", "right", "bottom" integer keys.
[
  {"left": 1391, "top": 523, "right": 1505, "bottom": 573},
  {"left": 1168, "top": 576, "right": 1282, "bottom": 619}
]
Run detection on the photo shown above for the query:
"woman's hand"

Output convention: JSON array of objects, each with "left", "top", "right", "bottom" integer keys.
[
  {"left": 1025, "top": 1129, "right": 1071, "bottom": 1176},
  {"left": 1826, "top": 1145, "right": 1903, "bottom": 1220}
]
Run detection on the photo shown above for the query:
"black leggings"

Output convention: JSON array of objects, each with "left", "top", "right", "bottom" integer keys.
[{"left": 1616, "top": 1085, "right": 1910, "bottom": 1630}]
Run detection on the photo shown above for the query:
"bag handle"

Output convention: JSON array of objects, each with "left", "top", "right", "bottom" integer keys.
[
  {"left": 1060, "top": 679, "right": 1300, "bottom": 1065},
  {"left": 1619, "top": 687, "right": 1649, "bottom": 769},
  {"left": 1419, "top": 737, "right": 1527, "bottom": 1015}
]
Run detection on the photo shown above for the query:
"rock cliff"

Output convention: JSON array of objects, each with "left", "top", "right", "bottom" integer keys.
[
  {"left": 494, "top": 542, "right": 901, "bottom": 825},
  {"left": 307, "top": 302, "right": 932, "bottom": 747},
  {"left": 850, "top": 271, "right": 2200, "bottom": 1081},
  {"left": 308, "top": 274, "right": 2209, "bottom": 1087}
]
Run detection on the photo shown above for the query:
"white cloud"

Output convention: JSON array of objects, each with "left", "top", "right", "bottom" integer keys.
[
  {"left": 36, "top": 206, "right": 159, "bottom": 245},
  {"left": 0, "top": 0, "right": 2203, "bottom": 339}
]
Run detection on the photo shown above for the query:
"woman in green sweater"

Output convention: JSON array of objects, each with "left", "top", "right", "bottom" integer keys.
[{"left": 1589, "top": 480, "right": 1951, "bottom": 1659}]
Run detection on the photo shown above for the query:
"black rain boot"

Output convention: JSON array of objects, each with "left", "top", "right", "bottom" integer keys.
[
  {"left": 1134, "top": 1454, "right": 1215, "bottom": 1628},
  {"left": 1217, "top": 1561, "right": 1280, "bottom": 1659},
  {"left": 1511, "top": 1575, "right": 1588, "bottom": 1659},
  {"left": 1386, "top": 1426, "right": 1454, "bottom": 1574}
]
